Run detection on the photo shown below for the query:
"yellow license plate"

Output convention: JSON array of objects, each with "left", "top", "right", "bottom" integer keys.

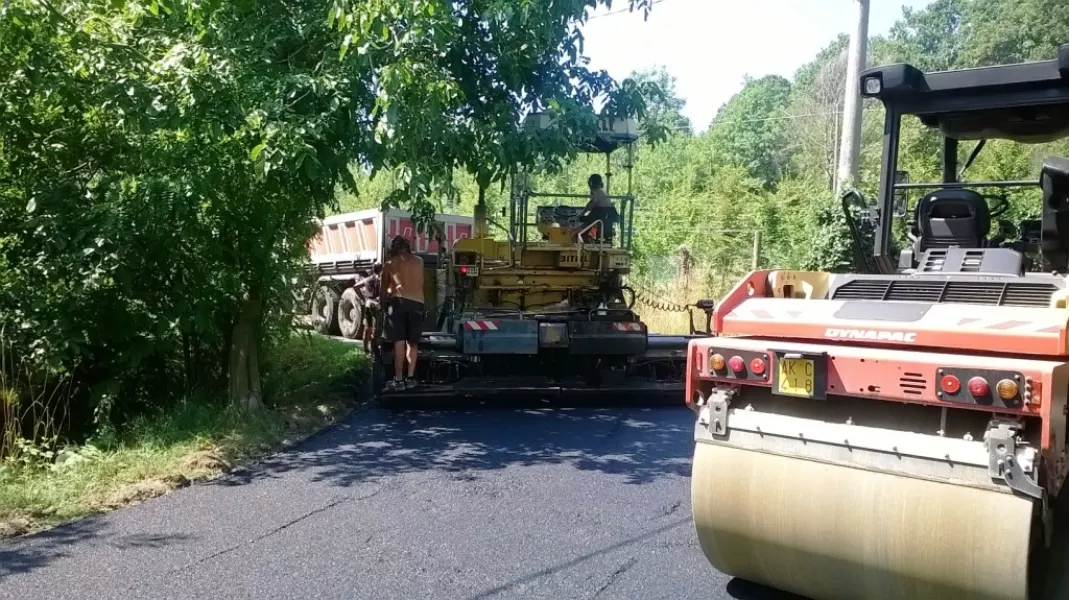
[{"left": 777, "top": 358, "right": 815, "bottom": 397}]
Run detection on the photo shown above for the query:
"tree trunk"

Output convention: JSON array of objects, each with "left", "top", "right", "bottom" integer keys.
[
  {"left": 183, "top": 327, "right": 192, "bottom": 396},
  {"left": 229, "top": 286, "right": 264, "bottom": 412}
]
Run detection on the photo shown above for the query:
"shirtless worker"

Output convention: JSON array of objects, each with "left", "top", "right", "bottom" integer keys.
[
  {"left": 379, "top": 235, "right": 424, "bottom": 391},
  {"left": 579, "top": 173, "right": 617, "bottom": 243}
]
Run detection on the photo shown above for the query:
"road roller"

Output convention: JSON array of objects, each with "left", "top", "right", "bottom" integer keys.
[{"left": 686, "top": 46, "right": 1069, "bottom": 599}]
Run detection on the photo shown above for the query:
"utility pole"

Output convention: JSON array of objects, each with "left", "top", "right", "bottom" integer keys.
[{"left": 835, "top": 0, "right": 870, "bottom": 198}]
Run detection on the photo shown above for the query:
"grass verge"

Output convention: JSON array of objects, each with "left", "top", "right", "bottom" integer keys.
[{"left": 0, "top": 333, "right": 366, "bottom": 537}]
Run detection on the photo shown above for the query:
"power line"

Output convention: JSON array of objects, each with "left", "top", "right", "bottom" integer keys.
[
  {"left": 706, "top": 107, "right": 880, "bottom": 129},
  {"left": 636, "top": 106, "right": 881, "bottom": 136}
]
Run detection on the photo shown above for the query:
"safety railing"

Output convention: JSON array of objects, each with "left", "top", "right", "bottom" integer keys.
[
  {"left": 485, "top": 217, "right": 516, "bottom": 269},
  {"left": 574, "top": 219, "right": 606, "bottom": 271}
]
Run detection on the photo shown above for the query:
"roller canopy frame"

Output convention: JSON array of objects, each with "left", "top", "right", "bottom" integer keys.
[{"left": 858, "top": 44, "right": 1069, "bottom": 272}]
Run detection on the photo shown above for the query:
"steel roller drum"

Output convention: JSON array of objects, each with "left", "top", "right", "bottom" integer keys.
[{"left": 691, "top": 441, "right": 1037, "bottom": 600}]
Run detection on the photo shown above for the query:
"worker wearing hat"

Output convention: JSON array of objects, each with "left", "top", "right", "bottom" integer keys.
[{"left": 379, "top": 235, "right": 424, "bottom": 390}]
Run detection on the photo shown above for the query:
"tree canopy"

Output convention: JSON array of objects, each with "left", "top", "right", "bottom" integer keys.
[
  {"left": 0, "top": 0, "right": 660, "bottom": 427},
  {"left": 335, "top": 0, "right": 1069, "bottom": 300}
]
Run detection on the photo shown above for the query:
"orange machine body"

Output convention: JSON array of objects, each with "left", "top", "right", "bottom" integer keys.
[{"left": 686, "top": 269, "right": 1069, "bottom": 494}]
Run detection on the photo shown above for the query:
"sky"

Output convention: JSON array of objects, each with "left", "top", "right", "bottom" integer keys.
[{"left": 581, "top": 0, "right": 934, "bottom": 132}]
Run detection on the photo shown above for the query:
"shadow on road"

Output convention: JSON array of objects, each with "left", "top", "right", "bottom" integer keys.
[
  {"left": 214, "top": 400, "right": 695, "bottom": 491},
  {"left": 0, "top": 520, "right": 99, "bottom": 579},
  {"left": 0, "top": 400, "right": 693, "bottom": 586},
  {"left": 0, "top": 518, "right": 192, "bottom": 581}
]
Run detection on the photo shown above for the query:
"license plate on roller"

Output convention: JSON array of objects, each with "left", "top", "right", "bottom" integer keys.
[{"left": 776, "top": 358, "right": 816, "bottom": 398}]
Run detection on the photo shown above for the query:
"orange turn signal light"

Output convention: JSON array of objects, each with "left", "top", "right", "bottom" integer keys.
[
  {"left": 996, "top": 379, "right": 1018, "bottom": 401},
  {"left": 710, "top": 354, "right": 726, "bottom": 371}
]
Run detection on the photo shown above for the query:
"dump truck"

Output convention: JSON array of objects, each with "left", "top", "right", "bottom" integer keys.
[
  {"left": 687, "top": 46, "right": 1069, "bottom": 599},
  {"left": 305, "top": 208, "right": 473, "bottom": 338},
  {"left": 372, "top": 114, "right": 700, "bottom": 402}
]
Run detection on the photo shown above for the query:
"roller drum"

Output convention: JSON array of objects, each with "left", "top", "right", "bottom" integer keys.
[{"left": 692, "top": 441, "right": 1037, "bottom": 600}]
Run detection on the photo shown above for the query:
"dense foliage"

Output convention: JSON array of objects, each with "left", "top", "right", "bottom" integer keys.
[
  {"left": 0, "top": 0, "right": 657, "bottom": 449},
  {"left": 339, "top": 0, "right": 1069, "bottom": 300},
  {"left": 4, "top": 0, "right": 1069, "bottom": 450}
]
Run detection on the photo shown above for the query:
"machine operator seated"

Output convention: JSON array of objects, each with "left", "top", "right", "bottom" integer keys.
[{"left": 579, "top": 173, "right": 618, "bottom": 244}]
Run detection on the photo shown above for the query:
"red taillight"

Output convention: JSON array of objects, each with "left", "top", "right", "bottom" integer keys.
[
  {"left": 968, "top": 377, "right": 990, "bottom": 397},
  {"left": 749, "top": 358, "right": 766, "bottom": 376},
  {"left": 459, "top": 266, "right": 468, "bottom": 275},
  {"left": 728, "top": 356, "right": 746, "bottom": 373},
  {"left": 940, "top": 375, "right": 961, "bottom": 394}
]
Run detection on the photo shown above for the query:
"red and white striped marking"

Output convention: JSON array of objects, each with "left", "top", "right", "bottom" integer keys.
[
  {"left": 464, "top": 320, "right": 500, "bottom": 331},
  {"left": 612, "top": 322, "right": 644, "bottom": 332}
]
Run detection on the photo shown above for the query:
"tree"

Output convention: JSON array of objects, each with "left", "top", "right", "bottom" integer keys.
[
  {"left": 628, "top": 66, "right": 693, "bottom": 135},
  {"left": 0, "top": 0, "right": 659, "bottom": 420},
  {"left": 786, "top": 38, "right": 850, "bottom": 188},
  {"left": 961, "top": 0, "right": 1069, "bottom": 66},
  {"left": 705, "top": 75, "right": 793, "bottom": 186},
  {"left": 882, "top": 0, "right": 968, "bottom": 71},
  {"left": 328, "top": 0, "right": 660, "bottom": 225}
]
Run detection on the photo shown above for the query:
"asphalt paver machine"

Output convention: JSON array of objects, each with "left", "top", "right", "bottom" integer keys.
[{"left": 375, "top": 114, "right": 696, "bottom": 402}]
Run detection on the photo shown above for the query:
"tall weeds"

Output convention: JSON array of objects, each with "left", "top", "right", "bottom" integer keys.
[{"left": 1, "top": 335, "right": 71, "bottom": 465}]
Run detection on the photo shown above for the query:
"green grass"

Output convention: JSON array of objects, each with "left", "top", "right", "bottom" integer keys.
[{"left": 0, "top": 333, "right": 367, "bottom": 536}]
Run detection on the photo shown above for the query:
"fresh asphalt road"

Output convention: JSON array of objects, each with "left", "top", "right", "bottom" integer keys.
[
  {"left": 4, "top": 401, "right": 1069, "bottom": 600},
  {"left": 0, "top": 402, "right": 805, "bottom": 600}
]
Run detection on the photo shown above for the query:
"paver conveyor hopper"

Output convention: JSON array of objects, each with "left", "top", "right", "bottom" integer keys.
[{"left": 687, "top": 45, "right": 1069, "bottom": 599}]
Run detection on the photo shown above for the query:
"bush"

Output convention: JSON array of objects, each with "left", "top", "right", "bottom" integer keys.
[{"left": 0, "top": 335, "right": 366, "bottom": 535}]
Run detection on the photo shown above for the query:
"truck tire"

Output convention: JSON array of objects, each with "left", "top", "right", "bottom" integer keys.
[
  {"left": 312, "top": 285, "right": 340, "bottom": 336},
  {"left": 338, "top": 288, "right": 364, "bottom": 339}
]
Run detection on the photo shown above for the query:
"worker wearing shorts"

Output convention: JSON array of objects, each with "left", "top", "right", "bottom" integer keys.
[
  {"left": 384, "top": 297, "right": 423, "bottom": 347},
  {"left": 380, "top": 235, "right": 425, "bottom": 391}
]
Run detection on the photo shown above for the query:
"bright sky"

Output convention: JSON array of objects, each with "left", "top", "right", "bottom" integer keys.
[{"left": 581, "top": 0, "right": 934, "bottom": 132}]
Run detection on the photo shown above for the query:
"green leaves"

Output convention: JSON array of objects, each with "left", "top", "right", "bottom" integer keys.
[
  {"left": 0, "top": 0, "right": 366, "bottom": 417},
  {"left": 1, "top": 0, "right": 665, "bottom": 426},
  {"left": 320, "top": 0, "right": 659, "bottom": 226},
  {"left": 249, "top": 143, "right": 265, "bottom": 161},
  {"left": 339, "top": 33, "right": 352, "bottom": 60}
]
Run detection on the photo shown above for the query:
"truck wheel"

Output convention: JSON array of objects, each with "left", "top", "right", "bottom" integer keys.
[
  {"left": 338, "top": 288, "right": 363, "bottom": 339},
  {"left": 312, "top": 286, "right": 340, "bottom": 336}
]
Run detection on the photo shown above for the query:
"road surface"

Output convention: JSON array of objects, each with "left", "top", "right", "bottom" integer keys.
[
  {"left": 2, "top": 403, "right": 1067, "bottom": 600},
  {"left": 0, "top": 403, "right": 803, "bottom": 600}
]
